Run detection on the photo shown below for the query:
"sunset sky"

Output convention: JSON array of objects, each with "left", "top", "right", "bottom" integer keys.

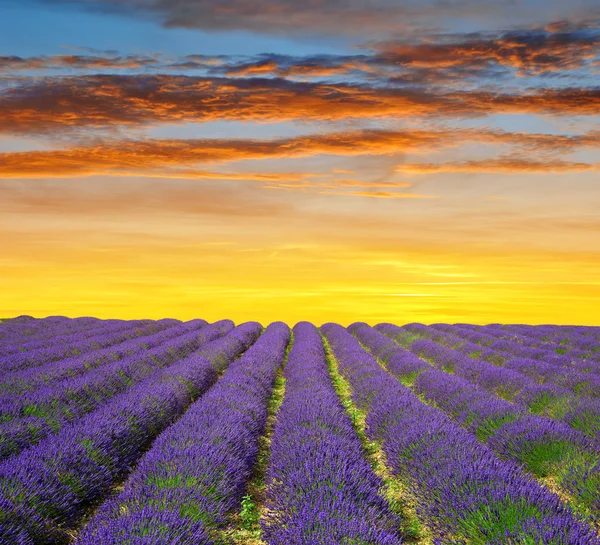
[{"left": 1, "top": 0, "right": 599, "bottom": 325}]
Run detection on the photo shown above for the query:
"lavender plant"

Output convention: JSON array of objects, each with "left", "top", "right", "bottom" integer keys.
[
  {"left": 262, "top": 322, "right": 404, "bottom": 545},
  {"left": 0, "top": 322, "right": 262, "bottom": 544},
  {"left": 351, "top": 323, "right": 600, "bottom": 525},
  {"left": 322, "top": 323, "right": 599, "bottom": 545},
  {"left": 76, "top": 322, "right": 290, "bottom": 544}
]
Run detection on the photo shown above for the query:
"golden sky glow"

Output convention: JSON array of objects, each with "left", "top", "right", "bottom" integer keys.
[{"left": 1, "top": 3, "right": 599, "bottom": 324}]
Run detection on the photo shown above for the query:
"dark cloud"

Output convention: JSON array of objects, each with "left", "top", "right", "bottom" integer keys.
[
  {"left": 215, "top": 21, "right": 600, "bottom": 81},
  {"left": 2, "top": 20, "right": 598, "bottom": 91},
  {"left": 30, "top": 0, "right": 600, "bottom": 38},
  {"left": 372, "top": 24, "right": 600, "bottom": 76},
  {"left": 0, "top": 54, "right": 161, "bottom": 72}
]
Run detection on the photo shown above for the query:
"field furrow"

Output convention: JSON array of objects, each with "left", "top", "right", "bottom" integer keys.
[{"left": 261, "top": 322, "right": 404, "bottom": 544}]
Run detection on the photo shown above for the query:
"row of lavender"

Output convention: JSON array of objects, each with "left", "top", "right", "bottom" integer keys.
[
  {"left": 91, "top": 320, "right": 599, "bottom": 543},
  {"left": 0, "top": 317, "right": 105, "bottom": 347},
  {"left": 389, "top": 324, "right": 600, "bottom": 440},
  {"left": 1, "top": 317, "right": 599, "bottom": 544},
  {"left": 324, "top": 324, "right": 598, "bottom": 544},
  {"left": 0, "top": 319, "right": 204, "bottom": 396},
  {"left": 0, "top": 318, "right": 161, "bottom": 360},
  {"left": 432, "top": 323, "right": 600, "bottom": 372},
  {"left": 76, "top": 322, "right": 291, "bottom": 543},
  {"left": 448, "top": 323, "right": 599, "bottom": 365},
  {"left": 351, "top": 324, "right": 600, "bottom": 526},
  {"left": 0, "top": 320, "right": 171, "bottom": 372},
  {"left": 0, "top": 320, "right": 232, "bottom": 459},
  {"left": 434, "top": 324, "right": 600, "bottom": 399},
  {"left": 74, "top": 323, "right": 407, "bottom": 545},
  {"left": 480, "top": 324, "right": 600, "bottom": 355},
  {"left": 0, "top": 320, "right": 263, "bottom": 543}
]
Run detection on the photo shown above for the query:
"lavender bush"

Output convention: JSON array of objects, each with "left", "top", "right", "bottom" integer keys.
[
  {"left": 322, "top": 323, "right": 599, "bottom": 544},
  {"left": 0, "top": 322, "right": 262, "bottom": 543}
]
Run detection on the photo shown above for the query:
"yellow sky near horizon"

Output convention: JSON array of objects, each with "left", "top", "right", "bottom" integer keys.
[{"left": 2, "top": 173, "right": 598, "bottom": 325}]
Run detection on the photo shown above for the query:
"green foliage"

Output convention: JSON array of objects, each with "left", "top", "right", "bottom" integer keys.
[
  {"left": 457, "top": 497, "right": 544, "bottom": 545},
  {"left": 23, "top": 404, "right": 51, "bottom": 419},
  {"left": 239, "top": 494, "right": 258, "bottom": 530},
  {"left": 322, "top": 335, "right": 428, "bottom": 543},
  {"left": 475, "top": 414, "right": 518, "bottom": 442},
  {"left": 398, "top": 370, "right": 424, "bottom": 387},
  {"left": 517, "top": 440, "right": 578, "bottom": 478}
]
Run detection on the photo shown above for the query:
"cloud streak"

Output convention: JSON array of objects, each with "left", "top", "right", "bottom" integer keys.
[
  {"left": 396, "top": 157, "right": 600, "bottom": 174},
  {"left": 216, "top": 23, "right": 600, "bottom": 81},
  {"left": 0, "top": 131, "right": 437, "bottom": 178},
  {"left": 0, "top": 54, "right": 162, "bottom": 72},
  {"left": 1, "top": 127, "right": 598, "bottom": 205},
  {"left": 3, "top": 22, "right": 599, "bottom": 85},
  {"left": 1, "top": 75, "right": 599, "bottom": 136}
]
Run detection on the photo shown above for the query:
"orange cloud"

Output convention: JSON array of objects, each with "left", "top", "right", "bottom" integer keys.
[
  {"left": 277, "top": 63, "right": 356, "bottom": 78},
  {"left": 1, "top": 128, "right": 599, "bottom": 180},
  {"left": 374, "top": 26, "right": 600, "bottom": 75},
  {"left": 222, "top": 59, "right": 363, "bottom": 79},
  {"left": 224, "top": 60, "right": 280, "bottom": 76},
  {"left": 0, "top": 130, "right": 448, "bottom": 179},
  {"left": 2, "top": 75, "right": 599, "bottom": 135},
  {"left": 262, "top": 178, "right": 428, "bottom": 198},
  {"left": 331, "top": 190, "right": 437, "bottom": 199}
]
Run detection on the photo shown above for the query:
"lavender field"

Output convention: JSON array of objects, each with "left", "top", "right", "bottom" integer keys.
[{"left": 0, "top": 316, "right": 599, "bottom": 544}]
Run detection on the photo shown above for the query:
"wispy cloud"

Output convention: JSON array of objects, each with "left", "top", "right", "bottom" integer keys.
[
  {"left": 0, "top": 54, "right": 162, "bottom": 72},
  {"left": 396, "top": 157, "right": 600, "bottom": 174},
  {"left": 2, "top": 128, "right": 598, "bottom": 179}
]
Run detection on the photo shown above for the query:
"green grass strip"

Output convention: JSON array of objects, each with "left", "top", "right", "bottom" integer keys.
[
  {"left": 321, "top": 334, "right": 434, "bottom": 545},
  {"left": 215, "top": 333, "right": 293, "bottom": 545}
]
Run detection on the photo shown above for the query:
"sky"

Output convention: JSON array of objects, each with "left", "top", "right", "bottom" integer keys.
[{"left": 0, "top": 0, "right": 599, "bottom": 325}]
